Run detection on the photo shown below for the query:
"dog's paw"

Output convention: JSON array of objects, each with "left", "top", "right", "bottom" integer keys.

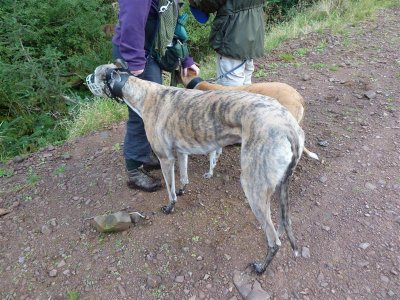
[
  {"left": 161, "top": 205, "right": 174, "bottom": 214},
  {"left": 176, "top": 188, "right": 185, "bottom": 196},
  {"left": 251, "top": 261, "right": 266, "bottom": 275},
  {"left": 203, "top": 172, "right": 213, "bottom": 179}
]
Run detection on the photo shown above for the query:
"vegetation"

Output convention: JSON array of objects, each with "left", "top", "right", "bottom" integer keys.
[{"left": 0, "top": 0, "right": 398, "bottom": 161}]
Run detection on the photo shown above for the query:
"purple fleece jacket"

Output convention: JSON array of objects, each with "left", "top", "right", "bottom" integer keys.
[{"left": 112, "top": 0, "right": 194, "bottom": 72}]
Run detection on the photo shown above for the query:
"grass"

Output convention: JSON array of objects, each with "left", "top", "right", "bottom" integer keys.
[
  {"left": 66, "top": 289, "right": 79, "bottom": 300},
  {"left": 66, "top": 98, "right": 128, "bottom": 140},
  {"left": 264, "top": 0, "right": 399, "bottom": 51}
]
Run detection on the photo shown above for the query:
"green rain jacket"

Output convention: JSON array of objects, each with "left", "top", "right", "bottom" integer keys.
[{"left": 190, "top": 0, "right": 265, "bottom": 60}]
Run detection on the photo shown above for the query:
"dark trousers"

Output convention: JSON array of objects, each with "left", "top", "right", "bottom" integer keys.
[{"left": 112, "top": 44, "right": 162, "bottom": 165}]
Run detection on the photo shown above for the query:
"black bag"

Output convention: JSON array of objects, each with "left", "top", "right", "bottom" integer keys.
[{"left": 157, "top": 37, "right": 189, "bottom": 72}]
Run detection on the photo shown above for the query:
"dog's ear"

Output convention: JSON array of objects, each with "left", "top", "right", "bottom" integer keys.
[
  {"left": 114, "top": 58, "right": 129, "bottom": 70},
  {"left": 111, "top": 70, "right": 122, "bottom": 82}
]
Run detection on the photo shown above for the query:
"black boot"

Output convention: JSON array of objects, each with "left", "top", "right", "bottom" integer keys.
[
  {"left": 142, "top": 152, "right": 161, "bottom": 171},
  {"left": 126, "top": 168, "right": 162, "bottom": 192}
]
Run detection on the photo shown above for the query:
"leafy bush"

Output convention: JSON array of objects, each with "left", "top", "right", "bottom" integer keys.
[
  {"left": 0, "top": 0, "right": 115, "bottom": 160},
  {"left": 264, "top": 0, "right": 318, "bottom": 25}
]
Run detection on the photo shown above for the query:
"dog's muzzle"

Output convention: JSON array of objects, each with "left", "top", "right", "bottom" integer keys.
[{"left": 86, "top": 73, "right": 104, "bottom": 97}]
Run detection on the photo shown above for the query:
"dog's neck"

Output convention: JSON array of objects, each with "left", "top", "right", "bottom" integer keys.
[{"left": 121, "top": 76, "right": 164, "bottom": 114}]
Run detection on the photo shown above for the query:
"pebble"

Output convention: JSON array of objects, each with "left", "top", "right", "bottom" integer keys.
[
  {"left": 365, "top": 182, "right": 376, "bottom": 190},
  {"left": 175, "top": 275, "right": 185, "bottom": 283},
  {"left": 322, "top": 225, "right": 331, "bottom": 231},
  {"left": 302, "top": 247, "right": 311, "bottom": 258},
  {"left": 380, "top": 275, "right": 389, "bottom": 283},
  {"left": 359, "top": 243, "right": 370, "bottom": 250},
  {"left": 319, "top": 176, "right": 328, "bottom": 183},
  {"left": 49, "top": 269, "right": 57, "bottom": 277},
  {"left": 388, "top": 290, "right": 395, "bottom": 297},
  {"left": 57, "top": 260, "right": 66, "bottom": 268},
  {"left": 41, "top": 225, "right": 52, "bottom": 235},
  {"left": 364, "top": 90, "right": 377, "bottom": 99}
]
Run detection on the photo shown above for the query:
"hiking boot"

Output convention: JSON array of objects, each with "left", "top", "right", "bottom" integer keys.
[
  {"left": 126, "top": 168, "right": 162, "bottom": 192},
  {"left": 142, "top": 153, "right": 161, "bottom": 171}
]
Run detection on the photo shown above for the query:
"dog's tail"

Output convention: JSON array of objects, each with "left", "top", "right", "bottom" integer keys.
[{"left": 277, "top": 136, "right": 300, "bottom": 256}]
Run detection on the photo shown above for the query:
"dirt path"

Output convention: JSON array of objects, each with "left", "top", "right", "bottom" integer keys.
[{"left": 1, "top": 7, "right": 399, "bottom": 300}]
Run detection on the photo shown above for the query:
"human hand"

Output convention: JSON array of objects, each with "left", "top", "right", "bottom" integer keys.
[
  {"left": 182, "top": 64, "right": 200, "bottom": 77},
  {"left": 131, "top": 69, "right": 144, "bottom": 76}
]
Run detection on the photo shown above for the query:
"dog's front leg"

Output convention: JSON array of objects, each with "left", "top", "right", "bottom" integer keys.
[
  {"left": 176, "top": 152, "right": 189, "bottom": 196},
  {"left": 159, "top": 158, "right": 177, "bottom": 214}
]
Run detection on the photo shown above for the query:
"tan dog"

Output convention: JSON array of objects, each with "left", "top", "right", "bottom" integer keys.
[
  {"left": 87, "top": 62, "right": 305, "bottom": 274},
  {"left": 177, "top": 69, "right": 319, "bottom": 178}
]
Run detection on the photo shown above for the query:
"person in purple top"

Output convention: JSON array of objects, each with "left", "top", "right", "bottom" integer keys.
[{"left": 112, "top": 0, "right": 200, "bottom": 192}]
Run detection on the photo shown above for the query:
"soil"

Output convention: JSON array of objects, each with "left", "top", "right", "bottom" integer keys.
[{"left": 1, "top": 7, "right": 399, "bottom": 300}]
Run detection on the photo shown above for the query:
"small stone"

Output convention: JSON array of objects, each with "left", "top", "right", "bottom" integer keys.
[
  {"left": 92, "top": 211, "right": 132, "bottom": 233},
  {"left": 322, "top": 225, "right": 330, "bottom": 231},
  {"left": 41, "top": 225, "right": 52, "bottom": 235},
  {"left": 49, "top": 269, "right": 57, "bottom": 277},
  {"left": 57, "top": 260, "right": 66, "bottom": 268},
  {"left": 320, "top": 282, "right": 329, "bottom": 287},
  {"left": 318, "top": 140, "right": 329, "bottom": 147},
  {"left": 388, "top": 290, "right": 395, "bottom": 297},
  {"left": 196, "top": 256, "right": 203, "bottom": 261},
  {"left": 357, "top": 260, "right": 369, "bottom": 267},
  {"left": 380, "top": 275, "right": 389, "bottom": 283},
  {"left": 365, "top": 182, "right": 376, "bottom": 190},
  {"left": 302, "top": 247, "right": 311, "bottom": 258},
  {"left": 359, "top": 243, "right": 370, "bottom": 250},
  {"left": 224, "top": 254, "right": 231, "bottom": 261},
  {"left": 302, "top": 74, "right": 311, "bottom": 81},
  {"left": 18, "top": 256, "right": 25, "bottom": 264},
  {"left": 175, "top": 275, "right": 185, "bottom": 283},
  {"left": 319, "top": 176, "right": 328, "bottom": 183},
  {"left": 364, "top": 90, "right": 377, "bottom": 99},
  {"left": 13, "top": 156, "right": 25, "bottom": 163}
]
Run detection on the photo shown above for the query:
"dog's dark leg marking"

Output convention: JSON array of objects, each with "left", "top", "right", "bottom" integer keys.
[
  {"left": 252, "top": 244, "right": 280, "bottom": 274},
  {"left": 278, "top": 143, "right": 300, "bottom": 256}
]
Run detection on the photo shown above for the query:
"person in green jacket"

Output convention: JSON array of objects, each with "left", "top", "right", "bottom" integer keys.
[{"left": 189, "top": 0, "right": 265, "bottom": 86}]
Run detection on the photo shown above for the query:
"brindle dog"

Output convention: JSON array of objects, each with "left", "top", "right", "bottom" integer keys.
[
  {"left": 87, "top": 62, "right": 305, "bottom": 274},
  {"left": 176, "top": 69, "right": 319, "bottom": 178}
]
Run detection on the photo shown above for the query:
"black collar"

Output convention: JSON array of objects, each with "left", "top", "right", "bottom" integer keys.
[
  {"left": 105, "top": 68, "right": 131, "bottom": 100},
  {"left": 186, "top": 77, "right": 204, "bottom": 89}
]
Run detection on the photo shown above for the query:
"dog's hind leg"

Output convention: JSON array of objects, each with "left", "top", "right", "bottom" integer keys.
[
  {"left": 204, "top": 147, "right": 223, "bottom": 179},
  {"left": 241, "top": 167, "right": 281, "bottom": 274},
  {"left": 177, "top": 152, "right": 189, "bottom": 196},
  {"left": 159, "top": 158, "right": 177, "bottom": 214}
]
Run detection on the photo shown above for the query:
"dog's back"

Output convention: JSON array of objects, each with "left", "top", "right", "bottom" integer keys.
[{"left": 146, "top": 88, "right": 303, "bottom": 158}]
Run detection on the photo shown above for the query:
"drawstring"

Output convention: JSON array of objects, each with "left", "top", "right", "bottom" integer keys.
[{"left": 208, "top": 59, "right": 246, "bottom": 83}]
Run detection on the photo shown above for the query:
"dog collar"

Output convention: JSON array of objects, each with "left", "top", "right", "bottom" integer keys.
[
  {"left": 105, "top": 68, "right": 131, "bottom": 100},
  {"left": 186, "top": 77, "right": 204, "bottom": 89}
]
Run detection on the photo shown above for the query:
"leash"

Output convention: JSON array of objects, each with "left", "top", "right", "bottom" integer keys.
[{"left": 208, "top": 59, "right": 246, "bottom": 83}]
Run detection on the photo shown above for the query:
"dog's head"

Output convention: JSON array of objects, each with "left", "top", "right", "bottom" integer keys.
[{"left": 86, "top": 59, "right": 129, "bottom": 98}]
